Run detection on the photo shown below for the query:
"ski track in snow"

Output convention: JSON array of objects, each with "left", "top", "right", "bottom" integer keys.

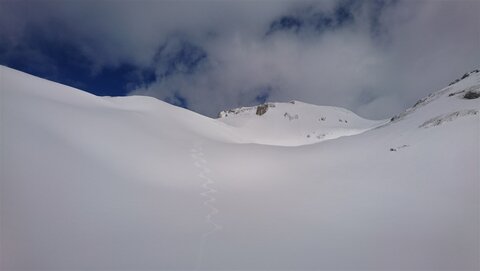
[{"left": 190, "top": 143, "right": 222, "bottom": 269}]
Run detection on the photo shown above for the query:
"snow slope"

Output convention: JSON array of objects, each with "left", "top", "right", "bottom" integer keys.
[
  {"left": 218, "top": 101, "right": 386, "bottom": 146},
  {"left": 1, "top": 65, "right": 479, "bottom": 270}
]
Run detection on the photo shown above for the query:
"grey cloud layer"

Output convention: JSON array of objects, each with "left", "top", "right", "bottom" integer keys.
[{"left": 1, "top": 0, "right": 478, "bottom": 119}]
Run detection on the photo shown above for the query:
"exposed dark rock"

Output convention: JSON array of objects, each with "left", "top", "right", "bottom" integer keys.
[
  {"left": 464, "top": 91, "right": 480, "bottom": 99},
  {"left": 448, "top": 90, "right": 465, "bottom": 97},
  {"left": 284, "top": 112, "right": 299, "bottom": 120},
  {"left": 413, "top": 97, "right": 427, "bottom": 108},
  {"left": 449, "top": 69, "right": 479, "bottom": 86},
  {"left": 256, "top": 104, "right": 269, "bottom": 116}
]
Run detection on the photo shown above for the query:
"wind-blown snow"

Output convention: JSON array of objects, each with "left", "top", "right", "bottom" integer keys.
[{"left": 1, "top": 65, "right": 479, "bottom": 270}]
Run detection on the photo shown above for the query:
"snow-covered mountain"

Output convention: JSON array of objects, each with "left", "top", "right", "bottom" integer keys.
[
  {"left": 218, "top": 101, "right": 386, "bottom": 146},
  {"left": 1, "top": 65, "right": 479, "bottom": 270}
]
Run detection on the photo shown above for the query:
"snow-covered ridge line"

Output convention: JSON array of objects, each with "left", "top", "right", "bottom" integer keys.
[
  {"left": 419, "top": 109, "right": 478, "bottom": 128},
  {"left": 216, "top": 99, "right": 386, "bottom": 146},
  {"left": 216, "top": 68, "right": 479, "bottom": 146},
  {"left": 218, "top": 102, "right": 278, "bottom": 118},
  {"left": 448, "top": 68, "right": 480, "bottom": 86},
  {"left": 378, "top": 68, "right": 480, "bottom": 130}
]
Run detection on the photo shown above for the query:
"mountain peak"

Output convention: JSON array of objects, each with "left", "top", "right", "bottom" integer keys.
[{"left": 218, "top": 100, "right": 385, "bottom": 146}]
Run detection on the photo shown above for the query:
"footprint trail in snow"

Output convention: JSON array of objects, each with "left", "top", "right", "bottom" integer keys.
[{"left": 190, "top": 143, "right": 222, "bottom": 269}]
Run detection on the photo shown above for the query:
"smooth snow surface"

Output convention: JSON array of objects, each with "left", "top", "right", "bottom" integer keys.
[{"left": 1, "top": 65, "right": 479, "bottom": 270}]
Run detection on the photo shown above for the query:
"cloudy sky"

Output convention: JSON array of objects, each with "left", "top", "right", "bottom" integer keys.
[{"left": 1, "top": 0, "right": 478, "bottom": 119}]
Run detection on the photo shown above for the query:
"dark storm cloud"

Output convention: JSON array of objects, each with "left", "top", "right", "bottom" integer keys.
[
  {"left": 0, "top": 0, "right": 478, "bottom": 119},
  {"left": 266, "top": 0, "right": 357, "bottom": 36}
]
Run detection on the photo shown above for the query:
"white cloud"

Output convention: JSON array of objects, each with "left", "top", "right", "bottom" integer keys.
[{"left": 1, "top": 0, "right": 478, "bottom": 119}]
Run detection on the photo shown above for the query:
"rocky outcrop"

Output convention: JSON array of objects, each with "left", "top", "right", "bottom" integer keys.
[
  {"left": 256, "top": 104, "right": 269, "bottom": 116},
  {"left": 219, "top": 103, "right": 276, "bottom": 118},
  {"left": 448, "top": 69, "right": 479, "bottom": 86},
  {"left": 419, "top": 109, "right": 478, "bottom": 128},
  {"left": 464, "top": 90, "right": 480, "bottom": 99}
]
